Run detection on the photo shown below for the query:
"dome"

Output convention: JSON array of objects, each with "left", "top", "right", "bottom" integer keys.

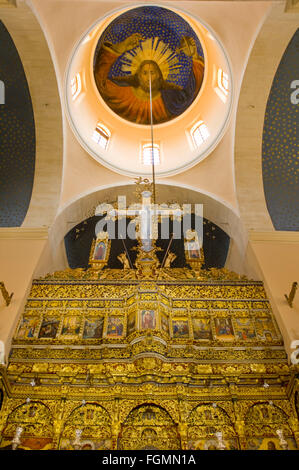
[{"left": 65, "top": 5, "right": 233, "bottom": 177}]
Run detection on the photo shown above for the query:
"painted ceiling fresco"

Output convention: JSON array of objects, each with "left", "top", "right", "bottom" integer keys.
[{"left": 93, "top": 6, "right": 205, "bottom": 125}]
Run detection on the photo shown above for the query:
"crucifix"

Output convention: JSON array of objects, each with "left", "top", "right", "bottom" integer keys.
[
  {"left": 100, "top": 72, "right": 201, "bottom": 257},
  {"left": 109, "top": 190, "right": 184, "bottom": 253}
]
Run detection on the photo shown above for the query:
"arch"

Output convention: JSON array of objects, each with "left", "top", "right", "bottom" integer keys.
[
  {"left": 234, "top": 3, "right": 299, "bottom": 232},
  {"left": 0, "top": 2, "right": 63, "bottom": 228},
  {"left": 244, "top": 402, "right": 296, "bottom": 450},
  {"left": 0, "top": 400, "right": 54, "bottom": 450},
  {"left": 119, "top": 403, "right": 180, "bottom": 450},
  {"left": 34, "top": 183, "right": 253, "bottom": 280},
  {"left": 187, "top": 403, "right": 238, "bottom": 450},
  {"left": 0, "top": 19, "right": 35, "bottom": 227},
  {"left": 64, "top": 401, "right": 111, "bottom": 424},
  {"left": 60, "top": 402, "right": 112, "bottom": 450},
  {"left": 5, "top": 400, "right": 53, "bottom": 426},
  {"left": 261, "top": 29, "right": 299, "bottom": 231}
]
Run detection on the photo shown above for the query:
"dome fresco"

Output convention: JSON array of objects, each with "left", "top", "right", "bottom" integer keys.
[
  {"left": 66, "top": 5, "right": 233, "bottom": 176},
  {"left": 93, "top": 6, "right": 205, "bottom": 125}
]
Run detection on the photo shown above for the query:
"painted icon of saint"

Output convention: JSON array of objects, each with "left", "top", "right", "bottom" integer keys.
[
  {"left": 172, "top": 319, "right": 189, "bottom": 337},
  {"left": 187, "top": 240, "right": 201, "bottom": 258},
  {"left": 38, "top": 319, "right": 59, "bottom": 339},
  {"left": 107, "top": 316, "right": 124, "bottom": 337},
  {"left": 93, "top": 241, "right": 106, "bottom": 260},
  {"left": 141, "top": 310, "right": 155, "bottom": 329},
  {"left": 83, "top": 318, "right": 104, "bottom": 339}
]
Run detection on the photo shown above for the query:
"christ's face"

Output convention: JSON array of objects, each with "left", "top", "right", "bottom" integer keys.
[{"left": 137, "top": 62, "right": 162, "bottom": 93}]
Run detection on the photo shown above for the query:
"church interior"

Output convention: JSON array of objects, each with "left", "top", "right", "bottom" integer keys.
[{"left": 0, "top": 0, "right": 298, "bottom": 451}]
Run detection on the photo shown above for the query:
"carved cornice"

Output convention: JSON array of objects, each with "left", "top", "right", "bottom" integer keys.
[
  {"left": 0, "top": 228, "right": 48, "bottom": 240},
  {"left": 285, "top": 0, "right": 299, "bottom": 13},
  {"left": 249, "top": 231, "right": 299, "bottom": 243},
  {"left": 0, "top": 0, "right": 16, "bottom": 7}
]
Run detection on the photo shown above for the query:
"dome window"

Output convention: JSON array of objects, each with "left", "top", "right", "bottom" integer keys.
[
  {"left": 92, "top": 123, "right": 110, "bottom": 150},
  {"left": 214, "top": 68, "right": 229, "bottom": 103},
  {"left": 190, "top": 121, "right": 210, "bottom": 148},
  {"left": 142, "top": 143, "right": 160, "bottom": 165},
  {"left": 71, "top": 73, "right": 82, "bottom": 101}
]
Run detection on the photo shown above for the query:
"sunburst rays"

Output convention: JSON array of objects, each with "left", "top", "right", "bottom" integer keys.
[{"left": 120, "top": 37, "right": 181, "bottom": 80}]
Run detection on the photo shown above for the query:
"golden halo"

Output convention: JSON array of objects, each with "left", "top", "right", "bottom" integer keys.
[{"left": 121, "top": 37, "right": 181, "bottom": 80}]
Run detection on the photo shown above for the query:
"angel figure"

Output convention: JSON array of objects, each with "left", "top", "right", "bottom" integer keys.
[
  {"left": 164, "top": 252, "right": 177, "bottom": 268},
  {"left": 117, "top": 252, "right": 130, "bottom": 269}
]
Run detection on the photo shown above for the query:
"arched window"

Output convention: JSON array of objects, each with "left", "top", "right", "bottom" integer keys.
[
  {"left": 218, "top": 68, "right": 229, "bottom": 95},
  {"left": 71, "top": 73, "right": 82, "bottom": 101},
  {"left": 190, "top": 121, "right": 210, "bottom": 148},
  {"left": 214, "top": 68, "right": 229, "bottom": 103},
  {"left": 92, "top": 123, "right": 111, "bottom": 150},
  {"left": 142, "top": 143, "right": 160, "bottom": 165}
]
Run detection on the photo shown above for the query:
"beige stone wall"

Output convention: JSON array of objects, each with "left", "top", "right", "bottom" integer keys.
[
  {"left": 234, "top": 3, "right": 299, "bottom": 363},
  {"left": 0, "top": 1, "right": 63, "bottom": 228},
  {"left": 25, "top": 0, "right": 271, "bottom": 277},
  {"left": 0, "top": 2, "right": 61, "bottom": 360},
  {"left": 247, "top": 232, "right": 299, "bottom": 360},
  {"left": 0, "top": 229, "right": 48, "bottom": 363},
  {"left": 234, "top": 1, "right": 299, "bottom": 232}
]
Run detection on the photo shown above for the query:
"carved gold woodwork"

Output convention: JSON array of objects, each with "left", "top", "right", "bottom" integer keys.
[
  {"left": 118, "top": 404, "right": 180, "bottom": 450},
  {"left": 88, "top": 232, "right": 111, "bottom": 271},
  {"left": 0, "top": 257, "right": 298, "bottom": 450}
]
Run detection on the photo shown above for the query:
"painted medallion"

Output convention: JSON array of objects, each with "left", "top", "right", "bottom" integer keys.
[{"left": 93, "top": 6, "right": 204, "bottom": 125}]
